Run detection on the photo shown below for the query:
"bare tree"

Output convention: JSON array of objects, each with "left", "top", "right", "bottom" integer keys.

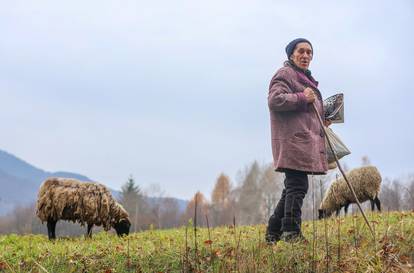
[
  {"left": 181, "top": 191, "right": 209, "bottom": 227},
  {"left": 0, "top": 204, "right": 35, "bottom": 235},
  {"left": 236, "top": 161, "right": 263, "bottom": 225},
  {"left": 146, "top": 183, "right": 165, "bottom": 228},
  {"left": 210, "top": 173, "right": 234, "bottom": 226},
  {"left": 259, "top": 164, "right": 284, "bottom": 221},
  {"left": 302, "top": 172, "right": 334, "bottom": 220},
  {"left": 211, "top": 173, "right": 231, "bottom": 205},
  {"left": 380, "top": 178, "right": 402, "bottom": 211},
  {"left": 404, "top": 175, "right": 414, "bottom": 209},
  {"left": 361, "top": 156, "right": 371, "bottom": 166},
  {"left": 159, "top": 197, "right": 181, "bottom": 228},
  {"left": 399, "top": 174, "right": 414, "bottom": 210}
]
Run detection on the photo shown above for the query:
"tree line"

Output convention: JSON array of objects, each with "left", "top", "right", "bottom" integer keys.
[{"left": 0, "top": 157, "right": 413, "bottom": 235}]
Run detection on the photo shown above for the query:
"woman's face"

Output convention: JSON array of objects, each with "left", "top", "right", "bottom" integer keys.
[{"left": 290, "top": 42, "right": 313, "bottom": 70}]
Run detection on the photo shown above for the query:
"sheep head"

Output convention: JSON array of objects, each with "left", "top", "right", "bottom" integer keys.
[
  {"left": 113, "top": 218, "right": 131, "bottom": 236},
  {"left": 318, "top": 209, "right": 333, "bottom": 219}
]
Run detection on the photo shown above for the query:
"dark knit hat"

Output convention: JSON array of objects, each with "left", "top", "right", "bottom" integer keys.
[{"left": 285, "top": 38, "right": 313, "bottom": 59}]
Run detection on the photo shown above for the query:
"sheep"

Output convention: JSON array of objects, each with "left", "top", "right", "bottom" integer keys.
[
  {"left": 318, "top": 166, "right": 382, "bottom": 219},
  {"left": 36, "top": 177, "right": 131, "bottom": 240}
]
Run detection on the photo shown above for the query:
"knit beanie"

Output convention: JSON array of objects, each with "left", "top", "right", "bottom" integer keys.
[{"left": 285, "top": 38, "right": 313, "bottom": 59}]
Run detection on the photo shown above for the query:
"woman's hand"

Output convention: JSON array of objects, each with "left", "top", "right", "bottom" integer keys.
[
  {"left": 324, "top": 120, "right": 332, "bottom": 127},
  {"left": 303, "top": 87, "right": 316, "bottom": 103}
]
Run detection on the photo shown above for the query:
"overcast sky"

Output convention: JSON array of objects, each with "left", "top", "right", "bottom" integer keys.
[{"left": 1, "top": 0, "right": 413, "bottom": 199}]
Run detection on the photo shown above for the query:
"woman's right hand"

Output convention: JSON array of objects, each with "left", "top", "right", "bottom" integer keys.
[{"left": 303, "top": 87, "right": 316, "bottom": 103}]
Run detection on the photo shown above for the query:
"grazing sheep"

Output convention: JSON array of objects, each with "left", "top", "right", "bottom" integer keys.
[
  {"left": 36, "top": 177, "right": 131, "bottom": 239},
  {"left": 318, "top": 166, "right": 382, "bottom": 219}
]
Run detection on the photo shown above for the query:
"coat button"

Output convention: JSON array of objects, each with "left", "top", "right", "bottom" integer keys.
[{"left": 320, "top": 129, "right": 324, "bottom": 137}]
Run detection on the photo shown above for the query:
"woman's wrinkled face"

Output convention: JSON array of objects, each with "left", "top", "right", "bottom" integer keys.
[{"left": 290, "top": 42, "right": 313, "bottom": 70}]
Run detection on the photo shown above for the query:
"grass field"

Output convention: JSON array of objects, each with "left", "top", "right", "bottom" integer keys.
[{"left": 1, "top": 211, "right": 413, "bottom": 273}]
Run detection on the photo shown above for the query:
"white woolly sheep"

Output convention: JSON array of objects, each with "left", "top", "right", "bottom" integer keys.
[
  {"left": 36, "top": 177, "right": 131, "bottom": 239},
  {"left": 319, "top": 166, "right": 382, "bottom": 219}
]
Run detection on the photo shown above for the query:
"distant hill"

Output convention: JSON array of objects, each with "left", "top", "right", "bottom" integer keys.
[
  {"left": 0, "top": 149, "right": 93, "bottom": 215},
  {"left": 0, "top": 149, "right": 188, "bottom": 216}
]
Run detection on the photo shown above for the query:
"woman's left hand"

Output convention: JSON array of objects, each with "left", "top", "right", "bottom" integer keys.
[{"left": 324, "top": 120, "right": 332, "bottom": 127}]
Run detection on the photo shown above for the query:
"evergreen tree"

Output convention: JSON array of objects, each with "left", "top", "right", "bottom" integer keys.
[{"left": 120, "top": 175, "right": 143, "bottom": 232}]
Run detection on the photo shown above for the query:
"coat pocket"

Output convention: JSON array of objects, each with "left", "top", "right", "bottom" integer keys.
[{"left": 292, "top": 131, "right": 312, "bottom": 143}]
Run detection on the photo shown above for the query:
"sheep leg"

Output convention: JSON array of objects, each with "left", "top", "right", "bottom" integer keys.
[
  {"left": 335, "top": 207, "right": 341, "bottom": 217},
  {"left": 87, "top": 223, "right": 93, "bottom": 238},
  {"left": 344, "top": 203, "right": 350, "bottom": 216},
  {"left": 374, "top": 197, "right": 381, "bottom": 211},
  {"left": 47, "top": 219, "right": 57, "bottom": 240},
  {"left": 370, "top": 199, "right": 375, "bottom": 211}
]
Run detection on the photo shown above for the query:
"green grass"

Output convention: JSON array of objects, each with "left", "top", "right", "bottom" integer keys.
[{"left": 1, "top": 211, "right": 413, "bottom": 272}]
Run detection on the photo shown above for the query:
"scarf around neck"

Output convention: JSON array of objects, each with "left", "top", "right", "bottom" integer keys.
[{"left": 285, "top": 60, "right": 318, "bottom": 88}]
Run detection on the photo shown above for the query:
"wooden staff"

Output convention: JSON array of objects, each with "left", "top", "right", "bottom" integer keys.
[{"left": 311, "top": 103, "right": 375, "bottom": 239}]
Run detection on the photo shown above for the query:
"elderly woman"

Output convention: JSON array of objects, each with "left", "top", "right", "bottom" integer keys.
[{"left": 266, "top": 38, "right": 329, "bottom": 243}]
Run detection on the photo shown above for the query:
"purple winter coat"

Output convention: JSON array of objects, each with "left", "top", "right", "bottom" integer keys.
[{"left": 268, "top": 62, "right": 328, "bottom": 174}]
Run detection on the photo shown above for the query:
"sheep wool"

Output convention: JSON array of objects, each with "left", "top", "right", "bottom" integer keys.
[
  {"left": 319, "top": 166, "right": 381, "bottom": 216},
  {"left": 36, "top": 177, "right": 129, "bottom": 231}
]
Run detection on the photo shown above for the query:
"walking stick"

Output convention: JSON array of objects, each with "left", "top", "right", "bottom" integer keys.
[{"left": 311, "top": 103, "right": 375, "bottom": 239}]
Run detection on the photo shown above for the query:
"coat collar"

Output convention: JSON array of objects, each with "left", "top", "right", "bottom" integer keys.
[
  {"left": 284, "top": 61, "right": 319, "bottom": 89},
  {"left": 284, "top": 61, "right": 322, "bottom": 101}
]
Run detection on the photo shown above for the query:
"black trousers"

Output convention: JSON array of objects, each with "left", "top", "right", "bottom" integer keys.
[{"left": 267, "top": 169, "right": 309, "bottom": 234}]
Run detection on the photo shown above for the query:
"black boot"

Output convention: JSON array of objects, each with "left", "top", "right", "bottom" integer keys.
[
  {"left": 266, "top": 214, "right": 282, "bottom": 245},
  {"left": 265, "top": 231, "right": 281, "bottom": 245},
  {"left": 280, "top": 231, "right": 306, "bottom": 243}
]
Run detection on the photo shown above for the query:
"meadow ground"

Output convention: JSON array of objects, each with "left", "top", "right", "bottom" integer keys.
[{"left": 0, "top": 211, "right": 413, "bottom": 273}]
